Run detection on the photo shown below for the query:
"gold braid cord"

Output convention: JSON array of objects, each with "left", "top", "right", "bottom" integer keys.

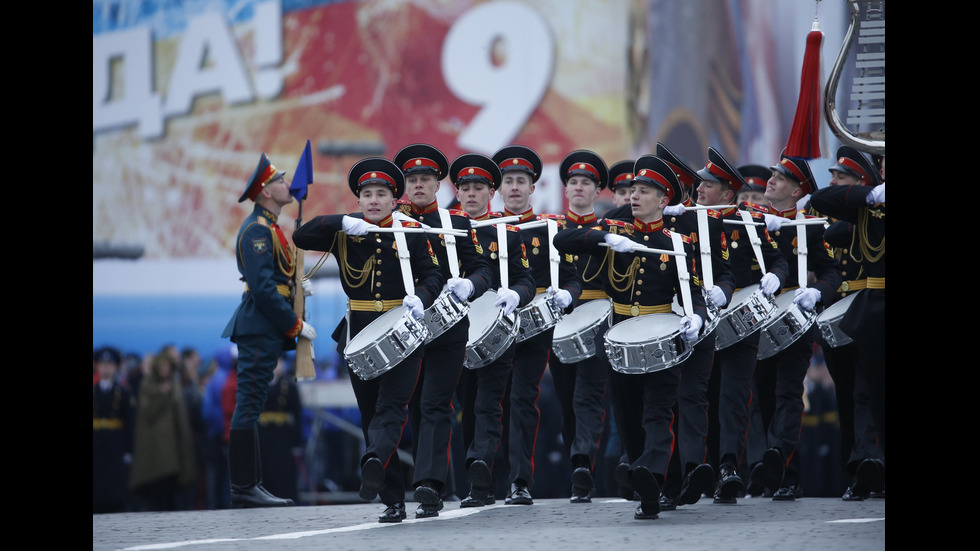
[
  {"left": 606, "top": 250, "right": 642, "bottom": 294},
  {"left": 331, "top": 233, "right": 375, "bottom": 289},
  {"left": 856, "top": 207, "right": 885, "bottom": 263},
  {"left": 580, "top": 253, "right": 608, "bottom": 284},
  {"left": 271, "top": 234, "right": 296, "bottom": 278}
]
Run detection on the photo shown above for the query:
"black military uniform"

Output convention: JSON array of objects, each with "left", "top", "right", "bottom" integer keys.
[
  {"left": 806, "top": 146, "right": 884, "bottom": 500},
  {"left": 696, "top": 159, "right": 790, "bottom": 504},
  {"left": 391, "top": 144, "right": 494, "bottom": 517},
  {"left": 222, "top": 153, "right": 305, "bottom": 508},
  {"left": 256, "top": 360, "right": 304, "bottom": 505},
  {"left": 93, "top": 347, "right": 135, "bottom": 513},
  {"left": 549, "top": 150, "right": 613, "bottom": 503},
  {"left": 292, "top": 157, "right": 445, "bottom": 523},
  {"left": 749, "top": 154, "right": 842, "bottom": 501},
  {"left": 809, "top": 163, "right": 885, "bottom": 494},
  {"left": 448, "top": 153, "right": 537, "bottom": 508},
  {"left": 553, "top": 155, "right": 708, "bottom": 520},
  {"left": 493, "top": 145, "right": 582, "bottom": 506}
]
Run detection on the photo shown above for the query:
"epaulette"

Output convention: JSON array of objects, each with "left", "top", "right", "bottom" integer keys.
[
  {"left": 489, "top": 211, "right": 504, "bottom": 218},
  {"left": 449, "top": 209, "right": 469, "bottom": 218},
  {"left": 536, "top": 213, "right": 566, "bottom": 220},
  {"left": 741, "top": 201, "right": 770, "bottom": 214},
  {"left": 396, "top": 201, "right": 413, "bottom": 214},
  {"left": 400, "top": 220, "right": 422, "bottom": 228},
  {"left": 506, "top": 224, "right": 520, "bottom": 232},
  {"left": 604, "top": 218, "right": 632, "bottom": 228},
  {"left": 706, "top": 209, "right": 722, "bottom": 219},
  {"left": 665, "top": 228, "right": 692, "bottom": 243},
  {"left": 256, "top": 216, "right": 269, "bottom": 227},
  {"left": 397, "top": 198, "right": 412, "bottom": 205}
]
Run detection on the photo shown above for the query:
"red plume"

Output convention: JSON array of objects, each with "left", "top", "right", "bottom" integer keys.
[{"left": 785, "top": 21, "right": 825, "bottom": 159}]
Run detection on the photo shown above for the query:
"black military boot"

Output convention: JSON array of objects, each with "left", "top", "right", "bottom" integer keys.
[
  {"left": 229, "top": 428, "right": 291, "bottom": 508},
  {"left": 252, "top": 426, "right": 294, "bottom": 506}
]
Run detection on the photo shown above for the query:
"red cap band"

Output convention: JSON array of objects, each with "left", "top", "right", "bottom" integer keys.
[{"left": 402, "top": 157, "right": 440, "bottom": 173}]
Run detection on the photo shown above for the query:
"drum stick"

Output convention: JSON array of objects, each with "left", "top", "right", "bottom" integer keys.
[
  {"left": 514, "top": 220, "right": 549, "bottom": 230},
  {"left": 368, "top": 226, "right": 469, "bottom": 237},
  {"left": 471, "top": 216, "right": 521, "bottom": 228},
  {"left": 599, "top": 242, "right": 686, "bottom": 257},
  {"left": 723, "top": 219, "right": 764, "bottom": 226},
  {"left": 724, "top": 218, "right": 826, "bottom": 227},
  {"left": 684, "top": 204, "right": 732, "bottom": 210}
]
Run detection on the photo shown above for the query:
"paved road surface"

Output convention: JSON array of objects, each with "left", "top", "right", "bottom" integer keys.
[{"left": 93, "top": 496, "right": 885, "bottom": 551}]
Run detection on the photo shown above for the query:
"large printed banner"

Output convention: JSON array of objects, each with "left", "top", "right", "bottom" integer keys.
[{"left": 94, "top": 0, "right": 638, "bottom": 261}]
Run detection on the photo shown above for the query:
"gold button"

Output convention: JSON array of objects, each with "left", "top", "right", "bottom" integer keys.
[
  {"left": 636, "top": 279, "right": 643, "bottom": 285},
  {"left": 639, "top": 268, "right": 645, "bottom": 274},
  {"left": 376, "top": 238, "right": 382, "bottom": 243},
  {"left": 376, "top": 248, "right": 382, "bottom": 254},
  {"left": 635, "top": 290, "right": 642, "bottom": 295},
  {"left": 376, "top": 270, "right": 382, "bottom": 276},
  {"left": 574, "top": 255, "right": 580, "bottom": 261},
  {"left": 375, "top": 282, "right": 381, "bottom": 287},
  {"left": 643, "top": 235, "right": 649, "bottom": 241},
  {"left": 375, "top": 293, "right": 382, "bottom": 298},
  {"left": 377, "top": 259, "right": 382, "bottom": 264},
  {"left": 630, "top": 305, "right": 639, "bottom": 316},
  {"left": 641, "top": 257, "right": 647, "bottom": 262}
]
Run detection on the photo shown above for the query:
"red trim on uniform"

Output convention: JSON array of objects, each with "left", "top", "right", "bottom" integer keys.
[
  {"left": 744, "top": 176, "right": 767, "bottom": 187},
  {"left": 504, "top": 207, "right": 535, "bottom": 223},
  {"left": 664, "top": 160, "right": 695, "bottom": 187},
  {"left": 456, "top": 166, "right": 493, "bottom": 183},
  {"left": 568, "top": 162, "right": 599, "bottom": 181},
  {"left": 402, "top": 157, "right": 440, "bottom": 173},
  {"left": 634, "top": 169, "right": 675, "bottom": 203},
  {"left": 837, "top": 157, "right": 870, "bottom": 183},
  {"left": 613, "top": 172, "right": 633, "bottom": 186},
  {"left": 358, "top": 170, "right": 397, "bottom": 190},
  {"left": 632, "top": 217, "right": 664, "bottom": 233},
  {"left": 411, "top": 200, "right": 439, "bottom": 215},
  {"left": 499, "top": 158, "right": 535, "bottom": 172},
  {"left": 565, "top": 210, "right": 597, "bottom": 225},
  {"left": 779, "top": 159, "right": 810, "bottom": 192},
  {"left": 706, "top": 162, "right": 736, "bottom": 186}
]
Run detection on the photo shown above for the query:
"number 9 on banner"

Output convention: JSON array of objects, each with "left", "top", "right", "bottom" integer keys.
[{"left": 441, "top": 1, "right": 555, "bottom": 154}]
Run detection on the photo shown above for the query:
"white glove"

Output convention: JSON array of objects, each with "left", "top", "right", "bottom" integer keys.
[
  {"left": 391, "top": 211, "right": 430, "bottom": 229},
  {"left": 707, "top": 286, "right": 728, "bottom": 308},
  {"left": 760, "top": 272, "right": 780, "bottom": 297},
  {"left": 493, "top": 288, "right": 521, "bottom": 316},
  {"left": 447, "top": 277, "right": 475, "bottom": 301},
  {"left": 603, "top": 233, "right": 638, "bottom": 253},
  {"left": 299, "top": 321, "right": 317, "bottom": 340},
  {"left": 867, "top": 183, "right": 885, "bottom": 204},
  {"left": 679, "top": 314, "right": 704, "bottom": 343},
  {"left": 301, "top": 278, "right": 314, "bottom": 297},
  {"left": 793, "top": 287, "right": 821, "bottom": 311},
  {"left": 342, "top": 215, "right": 376, "bottom": 236},
  {"left": 663, "top": 204, "right": 687, "bottom": 216},
  {"left": 549, "top": 286, "right": 573, "bottom": 309},
  {"left": 403, "top": 294, "right": 424, "bottom": 320},
  {"left": 763, "top": 213, "right": 787, "bottom": 232}
]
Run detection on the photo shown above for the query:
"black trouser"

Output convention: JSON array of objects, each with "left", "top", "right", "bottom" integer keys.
[
  {"left": 409, "top": 319, "right": 468, "bottom": 492},
  {"left": 506, "top": 327, "right": 553, "bottom": 487},
  {"left": 458, "top": 341, "right": 517, "bottom": 475},
  {"left": 549, "top": 343, "right": 609, "bottom": 470},
  {"left": 715, "top": 331, "right": 762, "bottom": 469},
  {"left": 346, "top": 344, "right": 423, "bottom": 506},
  {"left": 753, "top": 327, "right": 815, "bottom": 486}
]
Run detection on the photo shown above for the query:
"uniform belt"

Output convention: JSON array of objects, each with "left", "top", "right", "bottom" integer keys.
[
  {"left": 245, "top": 283, "right": 291, "bottom": 297},
  {"left": 866, "top": 277, "right": 885, "bottom": 289},
  {"left": 349, "top": 299, "right": 402, "bottom": 312},
  {"left": 259, "top": 411, "right": 294, "bottom": 425},
  {"left": 579, "top": 289, "right": 609, "bottom": 300},
  {"left": 838, "top": 279, "right": 867, "bottom": 293},
  {"left": 93, "top": 418, "right": 124, "bottom": 430},
  {"left": 613, "top": 302, "right": 672, "bottom": 316}
]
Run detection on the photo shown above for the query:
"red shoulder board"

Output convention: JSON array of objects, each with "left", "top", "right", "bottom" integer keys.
[
  {"left": 741, "top": 201, "right": 770, "bottom": 214},
  {"left": 665, "top": 228, "right": 692, "bottom": 243},
  {"left": 505, "top": 224, "right": 520, "bottom": 232},
  {"left": 489, "top": 211, "right": 504, "bottom": 218},
  {"left": 400, "top": 220, "right": 422, "bottom": 228},
  {"left": 397, "top": 199, "right": 412, "bottom": 205},
  {"left": 536, "top": 213, "right": 566, "bottom": 220},
  {"left": 706, "top": 209, "right": 722, "bottom": 219},
  {"left": 449, "top": 209, "right": 469, "bottom": 218}
]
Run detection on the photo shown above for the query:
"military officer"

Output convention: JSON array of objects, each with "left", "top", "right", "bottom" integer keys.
[
  {"left": 449, "top": 152, "right": 537, "bottom": 508},
  {"left": 553, "top": 155, "right": 708, "bottom": 520},
  {"left": 292, "top": 157, "right": 445, "bottom": 523},
  {"left": 93, "top": 346, "right": 136, "bottom": 513},
  {"left": 222, "top": 152, "right": 317, "bottom": 508},
  {"left": 492, "top": 144, "right": 582, "bottom": 506},
  {"left": 607, "top": 160, "right": 636, "bottom": 209}
]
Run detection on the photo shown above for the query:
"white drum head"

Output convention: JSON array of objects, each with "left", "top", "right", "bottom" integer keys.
[
  {"left": 467, "top": 291, "right": 501, "bottom": 343},
  {"left": 553, "top": 299, "right": 611, "bottom": 339},
  {"left": 345, "top": 306, "right": 407, "bottom": 353}
]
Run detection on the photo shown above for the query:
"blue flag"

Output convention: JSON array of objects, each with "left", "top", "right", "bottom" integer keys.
[{"left": 290, "top": 139, "right": 313, "bottom": 201}]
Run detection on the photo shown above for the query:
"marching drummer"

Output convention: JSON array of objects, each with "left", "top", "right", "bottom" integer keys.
[
  {"left": 292, "top": 157, "right": 445, "bottom": 523},
  {"left": 552, "top": 154, "right": 709, "bottom": 520},
  {"left": 690, "top": 152, "right": 788, "bottom": 505},
  {"left": 391, "top": 143, "right": 494, "bottom": 518},
  {"left": 808, "top": 146, "right": 885, "bottom": 500},
  {"left": 745, "top": 152, "right": 842, "bottom": 501},
  {"left": 551, "top": 149, "right": 613, "bottom": 503},
  {"left": 449, "top": 152, "right": 536, "bottom": 508},
  {"left": 492, "top": 144, "right": 581, "bottom": 506},
  {"left": 606, "top": 160, "right": 636, "bottom": 210}
]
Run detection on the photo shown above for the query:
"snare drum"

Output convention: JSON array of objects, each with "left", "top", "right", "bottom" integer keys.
[
  {"left": 552, "top": 299, "right": 612, "bottom": 363},
  {"left": 671, "top": 292, "right": 720, "bottom": 346},
  {"left": 713, "top": 284, "right": 777, "bottom": 351},
  {"left": 423, "top": 288, "right": 470, "bottom": 344},
  {"left": 344, "top": 306, "right": 429, "bottom": 380},
  {"left": 604, "top": 313, "right": 692, "bottom": 374},
  {"left": 816, "top": 291, "right": 860, "bottom": 348},
  {"left": 756, "top": 291, "right": 817, "bottom": 360},
  {"left": 515, "top": 292, "right": 563, "bottom": 342},
  {"left": 464, "top": 290, "right": 520, "bottom": 369}
]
